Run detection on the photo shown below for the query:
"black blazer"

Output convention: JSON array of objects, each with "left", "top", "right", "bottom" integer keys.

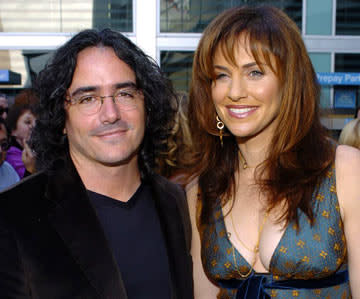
[{"left": 0, "top": 159, "right": 193, "bottom": 299}]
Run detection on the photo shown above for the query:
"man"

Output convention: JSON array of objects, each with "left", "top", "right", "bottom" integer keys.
[
  {"left": 0, "top": 93, "right": 9, "bottom": 119},
  {"left": 0, "top": 118, "right": 20, "bottom": 190},
  {"left": 0, "top": 29, "right": 193, "bottom": 299}
]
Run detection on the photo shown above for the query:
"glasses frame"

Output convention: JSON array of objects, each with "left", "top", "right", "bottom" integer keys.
[{"left": 65, "top": 87, "right": 143, "bottom": 115}]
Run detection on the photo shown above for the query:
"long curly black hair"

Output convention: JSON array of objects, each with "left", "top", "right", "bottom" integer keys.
[{"left": 31, "top": 28, "right": 177, "bottom": 177}]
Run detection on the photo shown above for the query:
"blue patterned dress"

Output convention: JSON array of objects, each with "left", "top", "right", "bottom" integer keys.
[{"left": 199, "top": 166, "right": 351, "bottom": 298}]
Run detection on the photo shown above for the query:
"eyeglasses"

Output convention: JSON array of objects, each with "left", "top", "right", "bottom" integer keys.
[
  {"left": 0, "top": 108, "right": 8, "bottom": 115},
  {"left": 0, "top": 140, "right": 9, "bottom": 151},
  {"left": 66, "top": 87, "right": 143, "bottom": 115}
]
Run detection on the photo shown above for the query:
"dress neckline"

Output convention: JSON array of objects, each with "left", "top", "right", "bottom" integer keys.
[{"left": 218, "top": 205, "right": 291, "bottom": 273}]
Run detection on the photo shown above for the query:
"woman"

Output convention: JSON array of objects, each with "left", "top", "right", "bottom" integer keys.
[
  {"left": 6, "top": 104, "right": 36, "bottom": 178},
  {"left": 339, "top": 118, "right": 360, "bottom": 149},
  {"left": 186, "top": 5, "right": 360, "bottom": 298}
]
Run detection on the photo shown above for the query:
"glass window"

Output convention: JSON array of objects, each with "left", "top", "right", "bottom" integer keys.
[
  {"left": 335, "top": 54, "right": 360, "bottom": 73},
  {"left": 93, "top": 0, "right": 133, "bottom": 32},
  {"left": 336, "top": 0, "right": 360, "bottom": 35},
  {"left": 0, "top": 0, "right": 133, "bottom": 33},
  {"left": 309, "top": 53, "right": 332, "bottom": 109},
  {"left": 334, "top": 53, "right": 360, "bottom": 114},
  {"left": 160, "top": 51, "right": 194, "bottom": 93},
  {"left": 160, "top": 0, "right": 302, "bottom": 33},
  {"left": 306, "top": 0, "right": 332, "bottom": 35},
  {"left": 0, "top": 50, "right": 53, "bottom": 89}
]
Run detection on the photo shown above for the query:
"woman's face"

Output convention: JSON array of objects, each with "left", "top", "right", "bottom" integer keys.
[
  {"left": 12, "top": 110, "right": 36, "bottom": 147},
  {"left": 211, "top": 36, "right": 282, "bottom": 145}
]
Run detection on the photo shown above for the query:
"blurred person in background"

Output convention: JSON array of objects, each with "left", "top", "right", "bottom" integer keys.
[
  {"left": 354, "top": 106, "right": 360, "bottom": 119},
  {"left": 156, "top": 92, "right": 193, "bottom": 185},
  {"left": 186, "top": 5, "right": 359, "bottom": 298},
  {"left": 0, "top": 93, "right": 9, "bottom": 120},
  {"left": 13, "top": 88, "right": 40, "bottom": 107},
  {"left": 339, "top": 118, "right": 360, "bottom": 149},
  {"left": 6, "top": 104, "right": 36, "bottom": 178},
  {"left": 0, "top": 117, "right": 20, "bottom": 190}
]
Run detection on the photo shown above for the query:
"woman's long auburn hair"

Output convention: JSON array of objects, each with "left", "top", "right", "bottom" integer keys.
[{"left": 188, "top": 5, "right": 335, "bottom": 226}]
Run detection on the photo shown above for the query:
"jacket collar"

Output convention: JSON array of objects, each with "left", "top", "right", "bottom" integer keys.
[
  {"left": 148, "top": 174, "right": 193, "bottom": 299},
  {"left": 44, "top": 158, "right": 190, "bottom": 299},
  {"left": 45, "top": 157, "right": 127, "bottom": 299}
]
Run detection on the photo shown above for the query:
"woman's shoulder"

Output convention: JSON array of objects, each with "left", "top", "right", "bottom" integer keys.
[
  {"left": 185, "top": 176, "right": 198, "bottom": 193},
  {"left": 335, "top": 144, "right": 360, "bottom": 171},
  {"left": 185, "top": 177, "right": 199, "bottom": 206},
  {"left": 335, "top": 145, "right": 360, "bottom": 218},
  {"left": 185, "top": 177, "right": 200, "bottom": 221}
]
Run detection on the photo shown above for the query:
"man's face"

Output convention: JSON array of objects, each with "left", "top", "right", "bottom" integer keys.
[
  {"left": 0, "top": 124, "right": 8, "bottom": 165},
  {"left": 0, "top": 97, "right": 9, "bottom": 120},
  {"left": 65, "top": 46, "right": 146, "bottom": 170}
]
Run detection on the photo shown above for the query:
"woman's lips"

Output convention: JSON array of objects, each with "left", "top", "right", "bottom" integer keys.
[{"left": 227, "top": 105, "right": 258, "bottom": 119}]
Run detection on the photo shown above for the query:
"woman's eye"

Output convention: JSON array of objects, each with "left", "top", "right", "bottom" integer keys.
[
  {"left": 215, "top": 73, "right": 227, "bottom": 80},
  {"left": 249, "top": 70, "right": 263, "bottom": 77}
]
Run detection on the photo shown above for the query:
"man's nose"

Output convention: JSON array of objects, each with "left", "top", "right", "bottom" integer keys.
[{"left": 99, "top": 97, "right": 121, "bottom": 123}]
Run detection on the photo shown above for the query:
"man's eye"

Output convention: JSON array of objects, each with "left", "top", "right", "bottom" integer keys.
[
  {"left": 118, "top": 90, "right": 135, "bottom": 98},
  {"left": 79, "top": 96, "right": 97, "bottom": 104}
]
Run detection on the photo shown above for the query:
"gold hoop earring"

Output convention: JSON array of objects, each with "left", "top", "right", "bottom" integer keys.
[{"left": 216, "top": 115, "right": 224, "bottom": 147}]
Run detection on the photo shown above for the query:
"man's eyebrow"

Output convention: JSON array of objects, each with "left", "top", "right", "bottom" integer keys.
[
  {"left": 70, "top": 81, "right": 138, "bottom": 98},
  {"left": 114, "top": 81, "right": 138, "bottom": 90},
  {"left": 70, "top": 86, "right": 98, "bottom": 98}
]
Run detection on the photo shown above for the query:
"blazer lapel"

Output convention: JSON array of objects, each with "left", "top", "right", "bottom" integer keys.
[
  {"left": 150, "top": 175, "right": 193, "bottom": 299},
  {"left": 45, "top": 158, "right": 127, "bottom": 299}
]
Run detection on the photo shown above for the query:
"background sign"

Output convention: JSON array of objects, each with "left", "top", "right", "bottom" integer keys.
[
  {"left": 317, "top": 72, "right": 360, "bottom": 85},
  {"left": 0, "top": 69, "right": 21, "bottom": 85}
]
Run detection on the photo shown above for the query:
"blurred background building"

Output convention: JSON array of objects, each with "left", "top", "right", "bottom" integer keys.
[{"left": 0, "top": 0, "right": 359, "bottom": 134}]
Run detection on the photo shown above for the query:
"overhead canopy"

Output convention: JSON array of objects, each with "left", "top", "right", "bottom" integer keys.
[{"left": 0, "top": 70, "right": 21, "bottom": 85}]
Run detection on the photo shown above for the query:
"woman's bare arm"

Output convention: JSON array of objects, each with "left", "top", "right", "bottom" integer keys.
[
  {"left": 335, "top": 145, "right": 360, "bottom": 297},
  {"left": 186, "top": 180, "right": 220, "bottom": 299}
]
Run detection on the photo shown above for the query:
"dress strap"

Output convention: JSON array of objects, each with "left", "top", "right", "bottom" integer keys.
[{"left": 218, "top": 270, "right": 348, "bottom": 299}]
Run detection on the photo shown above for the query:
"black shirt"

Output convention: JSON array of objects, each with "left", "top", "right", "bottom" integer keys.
[{"left": 88, "top": 183, "right": 171, "bottom": 299}]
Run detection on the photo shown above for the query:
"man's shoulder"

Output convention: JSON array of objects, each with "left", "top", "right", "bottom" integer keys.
[
  {"left": 150, "top": 173, "right": 185, "bottom": 198},
  {"left": 149, "top": 173, "right": 192, "bottom": 252},
  {"left": 0, "top": 171, "right": 48, "bottom": 213}
]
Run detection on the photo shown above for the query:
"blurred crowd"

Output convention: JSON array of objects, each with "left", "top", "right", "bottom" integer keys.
[{"left": 0, "top": 90, "right": 37, "bottom": 191}]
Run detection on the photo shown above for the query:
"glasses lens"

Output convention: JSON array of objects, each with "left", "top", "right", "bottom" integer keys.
[
  {"left": 113, "top": 88, "right": 140, "bottom": 110},
  {"left": 76, "top": 96, "right": 101, "bottom": 115}
]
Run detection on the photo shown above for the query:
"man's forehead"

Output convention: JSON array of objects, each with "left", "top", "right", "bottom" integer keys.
[{"left": 68, "top": 46, "right": 136, "bottom": 95}]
